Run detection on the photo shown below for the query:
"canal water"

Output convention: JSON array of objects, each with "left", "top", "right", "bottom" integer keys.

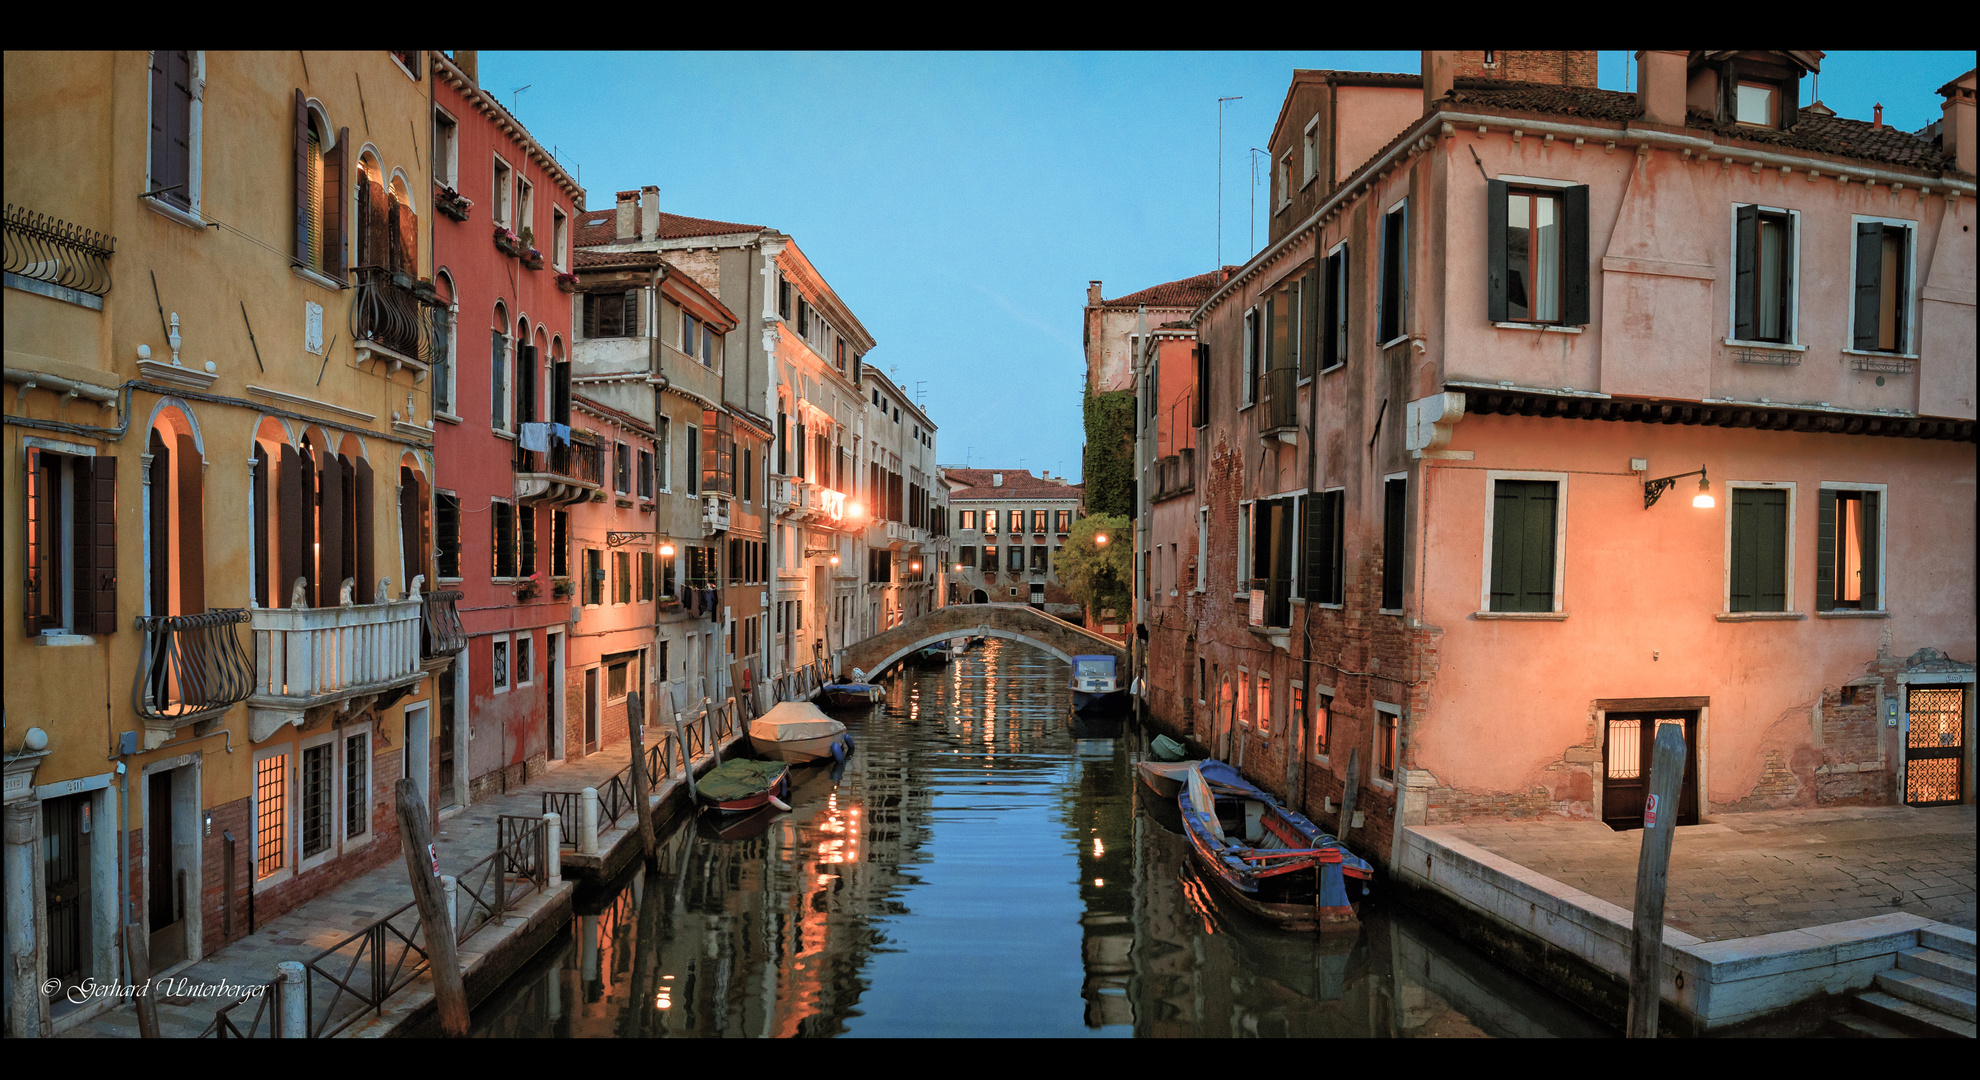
[{"left": 470, "top": 639, "right": 1612, "bottom": 1038}]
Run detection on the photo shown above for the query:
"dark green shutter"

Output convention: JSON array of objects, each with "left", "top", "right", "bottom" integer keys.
[
  {"left": 1853, "top": 222, "right": 1883, "bottom": 351},
  {"left": 1734, "top": 204, "right": 1760, "bottom": 340},
  {"left": 1563, "top": 185, "right": 1590, "bottom": 325},
  {"left": 1491, "top": 480, "right": 1556, "bottom": 612},
  {"left": 1816, "top": 487, "right": 1837, "bottom": 611},
  {"left": 294, "top": 90, "right": 310, "bottom": 264},
  {"left": 1487, "top": 179, "right": 1510, "bottom": 323},
  {"left": 1303, "top": 491, "right": 1339, "bottom": 603},
  {"left": 1731, "top": 488, "right": 1787, "bottom": 612},
  {"left": 1858, "top": 490, "right": 1879, "bottom": 611}
]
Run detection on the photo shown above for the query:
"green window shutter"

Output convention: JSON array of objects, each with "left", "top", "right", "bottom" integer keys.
[
  {"left": 1734, "top": 204, "right": 1759, "bottom": 340},
  {"left": 1816, "top": 488, "right": 1837, "bottom": 611},
  {"left": 1491, "top": 480, "right": 1556, "bottom": 612},
  {"left": 1858, "top": 490, "right": 1880, "bottom": 611},
  {"left": 1562, "top": 185, "right": 1591, "bottom": 325},
  {"left": 1852, "top": 222, "right": 1883, "bottom": 351},
  {"left": 1487, "top": 179, "right": 1510, "bottom": 323},
  {"left": 1731, "top": 488, "right": 1788, "bottom": 612}
]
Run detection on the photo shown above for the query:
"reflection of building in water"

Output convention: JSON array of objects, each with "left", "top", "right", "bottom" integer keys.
[{"left": 1069, "top": 738, "right": 1137, "bottom": 1027}]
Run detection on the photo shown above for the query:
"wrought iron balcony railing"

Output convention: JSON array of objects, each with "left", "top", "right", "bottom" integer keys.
[
  {"left": 4, "top": 203, "right": 115, "bottom": 297},
  {"left": 513, "top": 429, "right": 602, "bottom": 504},
  {"left": 132, "top": 609, "right": 255, "bottom": 728},
  {"left": 421, "top": 589, "right": 467, "bottom": 659},
  {"left": 350, "top": 265, "right": 435, "bottom": 373},
  {"left": 1260, "top": 365, "right": 1299, "bottom": 435}
]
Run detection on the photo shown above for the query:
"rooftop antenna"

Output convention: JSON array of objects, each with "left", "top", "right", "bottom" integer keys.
[
  {"left": 1218, "top": 96, "right": 1243, "bottom": 270},
  {"left": 915, "top": 380, "right": 927, "bottom": 410},
  {"left": 1249, "top": 147, "right": 1268, "bottom": 255},
  {"left": 551, "top": 145, "right": 579, "bottom": 187},
  {"left": 510, "top": 84, "right": 531, "bottom": 114}
]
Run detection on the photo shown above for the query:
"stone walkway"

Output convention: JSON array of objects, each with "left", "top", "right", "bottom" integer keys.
[
  {"left": 1432, "top": 804, "right": 1976, "bottom": 943},
  {"left": 55, "top": 736, "right": 665, "bottom": 1039}
]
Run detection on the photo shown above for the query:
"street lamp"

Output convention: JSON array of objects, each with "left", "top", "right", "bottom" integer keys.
[
  {"left": 1094, "top": 533, "right": 1109, "bottom": 546},
  {"left": 1644, "top": 466, "right": 1714, "bottom": 510}
]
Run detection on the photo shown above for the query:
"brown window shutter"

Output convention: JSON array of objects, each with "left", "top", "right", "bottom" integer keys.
[
  {"left": 390, "top": 196, "right": 417, "bottom": 275},
  {"left": 278, "top": 443, "right": 304, "bottom": 604},
  {"left": 360, "top": 176, "right": 390, "bottom": 269},
  {"left": 176, "top": 433, "right": 205, "bottom": 615},
  {"left": 148, "top": 431, "right": 172, "bottom": 617},
  {"left": 294, "top": 90, "right": 310, "bottom": 264},
  {"left": 317, "top": 450, "right": 343, "bottom": 607},
  {"left": 1486, "top": 179, "right": 1510, "bottom": 322},
  {"left": 339, "top": 455, "right": 357, "bottom": 590},
  {"left": 78, "top": 456, "right": 119, "bottom": 634},
  {"left": 399, "top": 467, "right": 420, "bottom": 588},
  {"left": 252, "top": 452, "right": 270, "bottom": 608},
  {"left": 326, "top": 128, "right": 349, "bottom": 277},
  {"left": 24, "top": 450, "right": 50, "bottom": 635},
  {"left": 354, "top": 456, "right": 374, "bottom": 602},
  {"left": 151, "top": 51, "right": 192, "bottom": 209}
]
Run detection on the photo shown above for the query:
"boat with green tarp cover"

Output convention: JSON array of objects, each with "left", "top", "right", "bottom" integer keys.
[{"left": 698, "top": 758, "right": 792, "bottom": 814}]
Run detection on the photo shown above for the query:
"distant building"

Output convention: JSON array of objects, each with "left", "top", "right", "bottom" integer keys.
[
  {"left": 945, "top": 469, "right": 1086, "bottom": 620},
  {"left": 1081, "top": 272, "right": 1225, "bottom": 520}
]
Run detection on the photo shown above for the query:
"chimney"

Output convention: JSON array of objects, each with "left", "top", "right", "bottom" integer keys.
[
  {"left": 1943, "top": 73, "right": 1977, "bottom": 177},
  {"left": 640, "top": 184, "right": 661, "bottom": 242},
  {"left": 1636, "top": 50, "right": 1689, "bottom": 128},
  {"left": 1087, "top": 281, "right": 1102, "bottom": 306},
  {"left": 1873, "top": 103, "right": 1884, "bottom": 131},
  {"left": 455, "top": 51, "right": 478, "bottom": 85},
  {"left": 616, "top": 190, "right": 639, "bottom": 242},
  {"left": 992, "top": 473, "right": 1003, "bottom": 487},
  {"left": 1421, "top": 51, "right": 1455, "bottom": 114}
]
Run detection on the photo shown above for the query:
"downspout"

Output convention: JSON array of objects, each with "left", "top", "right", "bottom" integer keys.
[
  {"left": 1295, "top": 274, "right": 1320, "bottom": 816},
  {"left": 1133, "top": 306, "right": 1149, "bottom": 728}
]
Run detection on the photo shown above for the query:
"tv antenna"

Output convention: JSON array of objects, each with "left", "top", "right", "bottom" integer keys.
[
  {"left": 509, "top": 84, "right": 531, "bottom": 114},
  {"left": 1218, "top": 96, "right": 1242, "bottom": 270}
]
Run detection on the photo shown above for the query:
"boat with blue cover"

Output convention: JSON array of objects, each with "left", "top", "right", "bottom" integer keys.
[
  {"left": 1178, "top": 761, "right": 1372, "bottom": 932},
  {"left": 1069, "top": 654, "right": 1126, "bottom": 715}
]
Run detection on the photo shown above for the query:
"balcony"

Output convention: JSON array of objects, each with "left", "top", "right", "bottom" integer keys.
[
  {"left": 1260, "top": 366, "right": 1299, "bottom": 440},
  {"left": 4, "top": 202, "right": 115, "bottom": 304},
  {"left": 1154, "top": 447, "right": 1195, "bottom": 502},
  {"left": 701, "top": 494, "right": 732, "bottom": 535},
  {"left": 131, "top": 609, "right": 255, "bottom": 746},
  {"left": 351, "top": 266, "right": 436, "bottom": 380},
  {"left": 247, "top": 590, "right": 428, "bottom": 742},
  {"left": 514, "top": 428, "right": 602, "bottom": 505}
]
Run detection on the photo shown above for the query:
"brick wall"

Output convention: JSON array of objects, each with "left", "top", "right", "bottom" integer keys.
[{"left": 1451, "top": 51, "right": 1599, "bottom": 87}]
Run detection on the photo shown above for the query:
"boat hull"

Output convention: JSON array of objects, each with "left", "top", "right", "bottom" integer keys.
[
  {"left": 1071, "top": 688, "right": 1126, "bottom": 715},
  {"left": 1177, "top": 762, "right": 1370, "bottom": 933},
  {"left": 748, "top": 731, "right": 850, "bottom": 763},
  {"left": 820, "top": 683, "right": 885, "bottom": 708},
  {"left": 697, "top": 759, "right": 792, "bottom": 815}
]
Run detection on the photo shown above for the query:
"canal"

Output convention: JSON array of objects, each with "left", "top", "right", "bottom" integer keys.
[{"left": 468, "top": 638, "right": 1612, "bottom": 1037}]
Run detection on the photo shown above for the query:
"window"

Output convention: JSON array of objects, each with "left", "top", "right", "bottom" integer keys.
[
  {"left": 585, "top": 291, "right": 637, "bottom": 339},
  {"left": 1237, "top": 671, "right": 1251, "bottom": 729},
  {"left": 1197, "top": 657, "right": 1208, "bottom": 703},
  {"left": 685, "top": 426, "right": 700, "bottom": 497},
  {"left": 1382, "top": 476, "right": 1406, "bottom": 611},
  {"left": 492, "top": 156, "right": 511, "bottom": 228},
  {"left": 147, "top": 51, "right": 201, "bottom": 218},
  {"left": 1733, "top": 205, "right": 1797, "bottom": 344},
  {"left": 294, "top": 94, "right": 345, "bottom": 277},
  {"left": 1030, "top": 545, "right": 1047, "bottom": 572},
  {"left": 491, "top": 500, "right": 517, "bottom": 579},
  {"left": 515, "top": 634, "right": 532, "bottom": 686},
  {"left": 614, "top": 550, "right": 632, "bottom": 605},
  {"left": 583, "top": 548, "right": 602, "bottom": 606},
  {"left": 1321, "top": 243, "right": 1349, "bottom": 371},
  {"left": 22, "top": 444, "right": 118, "bottom": 637},
  {"left": 959, "top": 510, "right": 976, "bottom": 531},
  {"left": 300, "top": 741, "right": 332, "bottom": 859},
  {"left": 1007, "top": 546, "right": 1024, "bottom": 572},
  {"left": 1251, "top": 496, "right": 1298, "bottom": 626},
  {"left": 1851, "top": 218, "right": 1916, "bottom": 354},
  {"left": 681, "top": 313, "right": 700, "bottom": 359},
  {"left": 435, "top": 491, "right": 461, "bottom": 579},
  {"left": 432, "top": 107, "right": 458, "bottom": 190},
  {"left": 518, "top": 504, "right": 537, "bottom": 577},
  {"left": 1488, "top": 182, "right": 1590, "bottom": 326},
  {"left": 344, "top": 731, "right": 369, "bottom": 840},
  {"left": 552, "top": 510, "right": 569, "bottom": 578},
  {"left": 638, "top": 449, "right": 654, "bottom": 499},
  {"left": 658, "top": 417, "right": 671, "bottom": 491},
  {"left": 1302, "top": 117, "right": 1319, "bottom": 186},
  {"left": 516, "top": 177, "right": 534, "bottom": 243},
  {"left": 255, "top": 751, "right": 287, "bottom": 880},
  {"left": 1735, "top": 81, "right": 1777, "bottom": 127},
  {"left": 515, "top": 337, "right": 539, "bottom": 427},
  {"left": 640, "top": 551, "right": 654, "bottom": 602},
  {"left": 431, "top": 273, "right": 457, "bottom": 416},
  {"left": 1309, "top": 688, "right": 1334, "bottom": 761},
  {"left": 959, "top": 545, "right": 976, "bottom": 568},
  {"left": 1257, "top": 672, "right": 1272, "bottom": 735},
  {"left": 1818, "top": 486, "right": 1883, "bottom": 612},
  {"left": 1729, "top": 484, "right": 1791, "bottom": 613},
  {"left": 1375, "top": 704, "right": 1399, "bottom": 783},
  {"left": 982, "top": 545, "right": 997, "bottom": 572},
  {"left": 1241, "top": 307, "right": 1258, "bottom": 407},
  {"left": 606, "top": 653, "right": 633, "bottom": 701},
  {"left": 491, "top": 306, "right": 510, "bottom": 432},
  {"left": 1302, "top": 489, "right": 1344, "bottom": 606},
  {"left": 1276, "top": 150, "right": 1292, "bottom": 211},
  {"left": 1378, "top": 199, "right": 1407, "bottom": 343},
  {"left": 1487, "top": 476, "right": 1562, "bottom": 613},
  {"left": 552, "top": 207, "right": 568, "bottom": 271},
  {"left": 615, "top": 441, "right": 631, "bottom": 494},
  {"left": 1029, "top": 510, "right": 1045, "bottom": 533},
  {"left": 1056, "top": 509, "right": 1071, "bottom": 533},
  {"left": 492, "top": 636, "right": 510, "bottom": 692},
  {"left": 778, "top": 275, "right": 791, "bottom": 320}
]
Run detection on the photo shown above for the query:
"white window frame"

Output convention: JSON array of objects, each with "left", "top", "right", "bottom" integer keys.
[
  {"left": 296, "top": 729, "right": 340, "bottom": 874},
  {"left": 1277, "top": 150, "right": 1292, "bottom": 211},
  {"left": 1303, "top": 116, "right": 1320, "bottom": 187},
  {"left": 492, "top": 154, "right": 513, "bottom": 229},
  {"left": 551, "top": 205, "right": 568, "bottom": 271},
  {"left": 491, "top": 318, "right": 513, "bottom": 435},
  {"left": 433, "top": 275, "right": 460, "bottom": 422},
  {"left": 24, "top": 437, "right": 97, "bottom": 639},
  {"left": 1478, "top": 470, "right": 1569, "bottom": 615},
  {"left": 1309, "top": 683, "right": 1336, "bottom": 765},
  {"left": 612, "top": 549, "right": 632, "bottom": 608},
  {"left": 492, "top": 633, "right": 512, "bottom": 693},
  {"left": 514, "top": 631, "right": 535, "bottom": 689},
  {"left": 1818, "top": 481, "right": 1888, "bottom": 614},
  {"left": 1378, "top": 197, "right": 1410, "bottom": 349},
  {"left": 143, "top": 50, "right": 205, "bottom": 228},
  {"left": 251, "top": 744, "right": 295, "bottom": 892},
  {"left": 1724, "top": 203, "right": 1804, "bottom": 349},
  {"left": 432, "top": 105, "right": 459, "bottom": 191},
  {"left": 340, "top": 724, "right": 374, "bottom": 847},
  {"left": 583, "top": 547, "right": 603, "bottom": 608},
  {"left": 1241, "top": 306, "right": 1258, "bottom": 408},
  {"left": 1321, "top": 240, "right": 1350, "bottom": 374},
  {"left": 516, "top": 176, "right": 534, "bottom": 245},
  {"left": 1723, "top": 480, "right": 1799, "bottom": 616},
  {"left": 1372, "top": 701, "right": 1401, "bottom": 793},
  {"left": 1235, "top": 497, "right": 1253, "bottom": 597},
  {"left": 1845, "top": 214, "right": 1921, "bottom": 358}
]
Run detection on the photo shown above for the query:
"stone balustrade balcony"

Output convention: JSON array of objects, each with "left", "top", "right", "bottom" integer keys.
[{"left": 247, "top": 585, "right": 430, "bottom": 741}]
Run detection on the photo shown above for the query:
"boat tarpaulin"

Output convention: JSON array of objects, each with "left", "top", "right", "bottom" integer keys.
[
  {"left": 749, "top": 702, "right": 846, "bottom": 744},
  {"left": 1186, "top": 766, "right": 1224, "bottom": 840},
  {"left": 699, "top": 759, "right": 787, "bottom": 804}
]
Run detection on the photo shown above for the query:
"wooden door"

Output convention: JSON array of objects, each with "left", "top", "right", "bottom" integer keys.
[
  {"left": 1602, "top": 710, "right": 1699, "bottom": 830},
  {"left": 584, "top": 667, "right": 600, "bottom": 754},
  {"left": 43, "top": 794, "right": 92, "bottom": 994},
  {"left": 437, "top": 667, "right": 457, "bottom": 807},
  {"left": 147, "top": 770, "right": 186, "bottom": 972}
]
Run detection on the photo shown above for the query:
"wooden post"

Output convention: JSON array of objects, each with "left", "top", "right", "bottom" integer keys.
[
  {"left": 672, "top": 708, "right": 698, "bottom": 804},
  {"left": 126, "top": 918, "right": 159, "bottom": 1038},
  {"left": 1337, "top": 748, "right": 1361, "bottom": 844},
  {"left": 394, "top": 778, "right": 469, "bottom": 1037},
  {"left": 625, "top": 691, "right": 658, "bottom": 868},
  {"left": 1627, "top": 722, "right": 1688, "bottom": 1038}
]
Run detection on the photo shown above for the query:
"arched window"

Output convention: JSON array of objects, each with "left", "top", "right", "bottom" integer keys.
[
  {"left": 355, "top": 152, "right": 387, "bottom": 270},
  {"left": 387, "top": 171, "right": 418, "bottom": 276},
  {"left": 398, "top": 452, "right": 430, "bottom": 593},
  {"left": 294, "top": 95, "right": 345, "bottom": 276},
  {"left": 431, "top": 270, "right": 457, "bottom": 416},
  {"left": 491, "top": 302, "right": 510, "bottom": 432},
  {"left": 515, "top": 316, "right": 537, "bottom": 426},
  {"left": 146, "top": 406, "right": 206, "bottom": 620},
  {"left": 550, "top": 336, "right": 570, "bottom": 425},
  {"left": 250, "top": 417, "right": 292, "bottom": 609}
]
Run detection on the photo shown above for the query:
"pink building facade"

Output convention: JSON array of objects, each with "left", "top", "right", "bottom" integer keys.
[
  {"left": 1142, "top": 51, "right": 1976, "bottom": 872},
  {"left": 430, "top": 52, "right": 586, "bottom": 807}
]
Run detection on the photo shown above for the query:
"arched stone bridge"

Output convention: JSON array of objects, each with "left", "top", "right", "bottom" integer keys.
[{"left": 842, "top": 603, "right": 1125, "bottom": 679}]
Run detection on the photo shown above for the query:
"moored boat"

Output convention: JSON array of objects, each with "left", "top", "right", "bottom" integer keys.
[
  {"left": 1070, "top": 654, "right": 1126, "bottom": 715},
  {"left": 820, "top": 682, "right": 886, "bottom": 708},
  {"left": 697, "top": 758, "right": 792, "bottom": 815},
  {"left": 912, "top": 644, "right": 951, "bottom": 667},
  {"left": 1177, "top": 761, "right": 1371, "bottom": 932},
  {"left": 748, "top": 701, "right": 854, "bottom": 764}
]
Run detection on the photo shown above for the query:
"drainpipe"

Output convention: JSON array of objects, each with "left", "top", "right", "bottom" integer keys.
[{"left": 1133, "top": 307, "right": 1150, "bottom": 728}]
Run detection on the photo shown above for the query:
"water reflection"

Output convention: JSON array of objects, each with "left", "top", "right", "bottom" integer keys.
[{"left": 470, "top": 639, "right": 1610, "bottom": 1038}]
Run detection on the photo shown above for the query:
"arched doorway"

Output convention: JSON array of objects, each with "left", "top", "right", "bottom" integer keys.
[{"left": 971, "top": 589, "right": 988, "bottom": 605}]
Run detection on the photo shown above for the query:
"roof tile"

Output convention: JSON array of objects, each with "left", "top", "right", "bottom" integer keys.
[{"left": 1098, "top": 270, "right": 1226, "bottom": 310}]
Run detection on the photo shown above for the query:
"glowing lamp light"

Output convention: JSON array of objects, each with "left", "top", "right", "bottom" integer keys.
[
  {"left": 847, "top": 501, "right": 865, "bottom": 519},
  {"left": 659, "top": 543, "right": 676, "bottom": 557},
  {"left": 1644, "top": 466, "right": 1713, "bottom": 511},
  {"left": 830, "top": 555, "right": 841, "bottom": 565},
  {"left": 911, "top": 561, "right": 921, "bottom": 572},
  {"left": 1094, "top": 534, "right": 1109, "bottom": 546},
  {"left": 1692, "top": 476, "right": 1715, "bottom": 509}
]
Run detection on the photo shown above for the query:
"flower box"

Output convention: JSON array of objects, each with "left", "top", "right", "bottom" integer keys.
[
  {"left": 523, "top": 249, "right": 545, "bottom": 271},
  {"left": 435, "top": 188, "right": 473, "bottom": 222},
  {"left": 493, "top": 228, "right": 523, "bottom": 257}
]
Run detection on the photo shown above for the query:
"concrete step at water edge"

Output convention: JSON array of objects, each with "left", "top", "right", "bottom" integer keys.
[
  {"left": 1920, "top": 927, "right": 1978, "bottom": 961},
  {"left": 1828, "top": 1013, "right": 1916, "bottom": 1038},
  {"left": 1899, "top": 948, "right": 1978, "bottom": 990},
  {"left": 1874, "top": 969, "right": 1978, "bottom": 1022},
  {"left": 1852, "top": 991, "right": 1977, "bottom": 1038}
]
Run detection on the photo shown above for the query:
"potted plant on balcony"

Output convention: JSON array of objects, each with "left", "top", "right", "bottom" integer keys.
[
  {"left": 494, "top": 227, "right": 522, "bottom": 257},
  {"left": 435, "top": 186, "right": 472, "bottom": 221},
  {"left": 555, "top": 271, "right": 579, "bottom": 293},
  {"left": 552, "top": 578, "right": 574, "bottom": 600},
  {"left": 524, "top": 248, "right": 545, "bottom": 271},
  {"left": 515, "top": 572, "right": 543, "bottom": 601}
]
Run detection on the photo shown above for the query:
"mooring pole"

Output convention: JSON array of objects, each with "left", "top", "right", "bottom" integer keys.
[
  {"left": 1337, "top": 747, "right": 1361, "bottom": 845},
  {"left": 625, "top": 691, "right": 659, "bottom": 869},
  {"left": 1627, "top": 722, "right": 1688, "bottom": 1038},
  {"left": 672, "top": 708, "right": 697, "bottom": 804},
  {"left": 394, "top": 778, "right": 469, "bottom": 1036}
]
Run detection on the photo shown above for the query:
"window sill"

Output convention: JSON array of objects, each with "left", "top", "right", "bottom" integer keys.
[
  {"left": 1716, "top": 611, "right": 1806, "bottom": 621},
  {"left": 1378, "top": 607, "right": 1404, "bottom": 617},
  {"left": 1723, "top": 338, "right": 1805, "bottom": 352},
  {"left": 1494, "top": 322, "right": 1584, "bottom": 334},
  {"left": 1471, "top": 610, "right": 1567, "bottom": 620},
  {"left": 1815, "top": 609, "right": 1889, "bottom": 619},
  {"left": 1841, "top": 348, "right": 1920, "bottom": 362},
  {"left": 35, "top": 633, "right": 96, "bottom": 647},
  {"left": 1379, "top": 334, "right": 1411, "bottom": 350},
  {"left": 143, "top": 196, "right": 205, "bottom": 231},
  {"left": 1369, "top": 777, "right": 1397, "bottom": 796},
  {"left": 1319, "top": 362, "right": 1345, "bottom": 376},
  {"left": 433, "top": 411, "right": 462, "bottom": 426},
  {"left": 292, "top": 265, "right": 347, "bottom": 292},
  {"left": 494, "top": 430, "right": 514, "bottom": 441}
]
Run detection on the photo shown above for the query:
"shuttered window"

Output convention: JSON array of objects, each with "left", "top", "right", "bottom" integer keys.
[
  {"left": 1729, "top": 487, "right": 1789, "bottom": 612},
  {"left": 22, "top": 449, "right": 118, "bottom": 637},
  {"left": 1817, "top": 488, "right": 1881, "bottom": 612},
  {"left": 551, "top": 510, "right": 569, "bottom": 578},
  {"left": 1852, "top": 221, "right": 1912, "bottom": 353},
  {"left": 491, "top": 500, "right": 516, "bottom": 579},
  {"left": 518, "top": 505, "right": 537, "bottom": 577},
  {"left": 1733, "top": 205, "right": 1794, "bottom": 343},
  {"left": 640, "top": 551, "right": 654, "bottom": 602},
  {"left": 1383, "top": 477, "right": 1407, "bottom": 610},
  {"left": 583, "top": 548, "right": 602, "bottom": 606},
  {"left": 1489, "top": 479, "right": 1558, "bottom": 613},
  {"left": 149, "top": 50, "right": 194, "bottom": 211},
  {"left": 1302, "top": 489, "right": 1344, "bottom": 605},
  {"left": 1487, "top": 182, "right": 1590, "bottom": 326},
  {"left": 1378, "top": 201, "right": 1407, "bottom": 343},
  {"left": 1321, "top": 246, "right": 1349, "bottom": 371},
  {"left": 1241, "top": 309, "right": 1257, "bottom": 406},
  {"left": 435, "top": 492, "right": 460, "bottom": 579}
]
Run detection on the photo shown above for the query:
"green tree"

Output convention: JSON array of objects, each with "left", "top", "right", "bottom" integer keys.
[
  {"left": 1081, "top": 386, "right": 1136, "bottom": 519},
  {"left": 1057, "top": 513, "right": 1132, "bottom": 625}
]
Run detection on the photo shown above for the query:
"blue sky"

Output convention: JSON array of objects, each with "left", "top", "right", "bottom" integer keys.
[{"left": 479, "top": 51, "right": 1972, "bottom": 486}]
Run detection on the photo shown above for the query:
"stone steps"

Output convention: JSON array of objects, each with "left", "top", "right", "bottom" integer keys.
[{"left": 1839, "top": 928, "right": 1975, "bottom": 1038}]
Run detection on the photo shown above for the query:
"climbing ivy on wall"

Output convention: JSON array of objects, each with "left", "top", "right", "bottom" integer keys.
[{"left": 1082, "top": 386, "right": 1137, "bottom": 519}]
